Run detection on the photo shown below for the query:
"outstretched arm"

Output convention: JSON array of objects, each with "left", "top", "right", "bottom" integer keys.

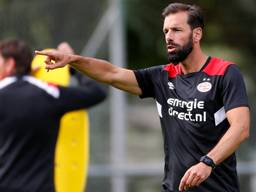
[
  {"left": 35, "top": 50, "right": 142, "bottom": 95},
  {"left": 75, "top": 72, "right": 107, "bottom": 105}
]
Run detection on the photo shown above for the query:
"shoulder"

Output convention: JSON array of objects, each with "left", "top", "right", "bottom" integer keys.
[
  {"left": 0, "top": 77, "right": 17, "bottom": 90},
  {"left": 134, "top": 65, "right": 165, "bottom": 76},
  {"left": 203, "top": 57, "right": 235, "bottom": 76},
  {"left": 23, "top": 76, "right": 60, "bottom": 98}
]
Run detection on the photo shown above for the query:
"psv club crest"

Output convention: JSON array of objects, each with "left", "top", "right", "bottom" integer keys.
[{"left": 197, "top": 78, "right": 212, "bottom": 92}]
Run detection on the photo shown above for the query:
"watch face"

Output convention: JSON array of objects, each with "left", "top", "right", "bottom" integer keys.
[
  {"left": 200, "top": 155, "right": 215, "bottom": 169},
  {"left": 205, "top": 157, "right": 211, "bottom": 164}
]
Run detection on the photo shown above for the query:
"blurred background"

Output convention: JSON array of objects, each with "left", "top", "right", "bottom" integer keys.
[{"left": 1, "top": 0, "right": 256, "bottom": 191}]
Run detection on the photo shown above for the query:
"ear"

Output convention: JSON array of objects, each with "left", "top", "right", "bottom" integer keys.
[
  {"left": 192, "top": 27, "right": 203, "bottom": 43},
  {"left": 4, "top": 58, "right": 16, "bottom": 76}
]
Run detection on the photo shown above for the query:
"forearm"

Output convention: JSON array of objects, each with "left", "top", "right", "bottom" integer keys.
[
  {"left": 69, "top": 55, "right": 117, "bottom": 84},
  {"left": 69, "top": 55, "right": 142, "bottom": 95},
  {"left": 77, "top": 74, "right": 107, "bottom": 104},
  {"left": 36, "top": 49, "right": 142, "bottom": 95},
  {"left": 207, "top": 107, "right": 250, "bottom": 165},
  {"left": 207, "top": 124, "right": 249, "bottom": 165}
]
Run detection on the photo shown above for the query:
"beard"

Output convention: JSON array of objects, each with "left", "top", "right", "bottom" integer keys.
[{"left": 167, "top": 35, "right": 193, "bottom": 65}]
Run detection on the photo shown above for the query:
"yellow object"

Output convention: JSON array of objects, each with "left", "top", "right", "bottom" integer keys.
[{"left": 32, "top": 52, "right": 89, "bottom": 192}]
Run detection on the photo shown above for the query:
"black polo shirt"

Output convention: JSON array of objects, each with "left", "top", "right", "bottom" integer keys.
[
  {"left": 134, "top": 57, "right": 249, "bottom": 192},
  {"left": 0, "top": 75, "right": 106, "bottom": 192}
]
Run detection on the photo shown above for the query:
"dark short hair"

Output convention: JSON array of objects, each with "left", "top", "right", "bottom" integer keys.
[
  {"left": 162, "top": 3, "right": 204, "bottom": 30},
  {"left": 0, "top": 39, "right": 32, "bottom": 76}
]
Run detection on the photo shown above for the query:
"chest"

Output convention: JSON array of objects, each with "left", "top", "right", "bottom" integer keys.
[
  {"left": 157, "top": 72, "right": 222, "bottom": 103},
  {"left": 154, "top": 72, "right": 224, "bottom": 121}
]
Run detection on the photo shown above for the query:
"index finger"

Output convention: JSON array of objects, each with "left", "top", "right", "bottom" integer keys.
[
  {"left": 179, "top": 171, "right": 190, "bottom": 191},
  {"left": 35, "top": 50, "right": 53, "bottom": 56}
]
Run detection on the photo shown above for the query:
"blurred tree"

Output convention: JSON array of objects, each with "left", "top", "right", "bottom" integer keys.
[{"left": 0, "top": 0, "right": 108, "bottom": 52}]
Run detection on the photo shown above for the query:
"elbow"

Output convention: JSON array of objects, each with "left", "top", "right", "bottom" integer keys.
[
  {"left": 243, "top": 128, "right": 250, "bottom": 140},
  {"left": 240, "top": 125, "right": 250, "bottom": 142},
  {"left": 92, "top": 86, "right": 108, "bottom": 105},
  {"left": 97, "top": 88, "right": 108, "bottom": 102},
  {"left": 240, "top": 108, "right": 251, "bottom": 141}
]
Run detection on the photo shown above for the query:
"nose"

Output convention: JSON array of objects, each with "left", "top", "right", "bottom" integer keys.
[{"left": 165, "top": 30, "right": 174, "bottom": 43}]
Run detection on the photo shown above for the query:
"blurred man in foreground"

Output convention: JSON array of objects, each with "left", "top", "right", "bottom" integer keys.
[{"left": 0, "top": 39, "right": 106, "bottom": 191}]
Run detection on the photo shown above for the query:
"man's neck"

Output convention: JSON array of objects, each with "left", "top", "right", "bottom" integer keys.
[{"left": 179, "top": 49, "right": 208, "bottom": 74}]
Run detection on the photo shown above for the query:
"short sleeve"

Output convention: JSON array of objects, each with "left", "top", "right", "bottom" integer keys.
[
  {"left": 222, "top": 65, "right": 249, "bottom": 112},
  {"left": 133, "top": 66, "right": 162, "bottom": 98}
]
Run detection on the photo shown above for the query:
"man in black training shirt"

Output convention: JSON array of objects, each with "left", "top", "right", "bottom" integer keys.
[
  {"left": 36, "top": 2, "right": 250, "bottom": 192},
  {"left": 0, "top": 39, "right": 106, "bottom": 192}
]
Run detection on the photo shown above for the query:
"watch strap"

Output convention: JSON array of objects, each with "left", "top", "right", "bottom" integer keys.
[{"left": 200, "top": 155, "right": 216, "bottom": 169}]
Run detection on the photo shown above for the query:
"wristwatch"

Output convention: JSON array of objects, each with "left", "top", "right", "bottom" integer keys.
[{"left": 200, "top": 155, "right": 216, "bottom": 169}]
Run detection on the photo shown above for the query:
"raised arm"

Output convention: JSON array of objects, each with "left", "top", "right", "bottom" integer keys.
[
  {"left": 75, "top": 72, "right": 107, "bottom": 105},
  {"left": 35, "top": 50, "right": 142, "bottom": 95}
]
